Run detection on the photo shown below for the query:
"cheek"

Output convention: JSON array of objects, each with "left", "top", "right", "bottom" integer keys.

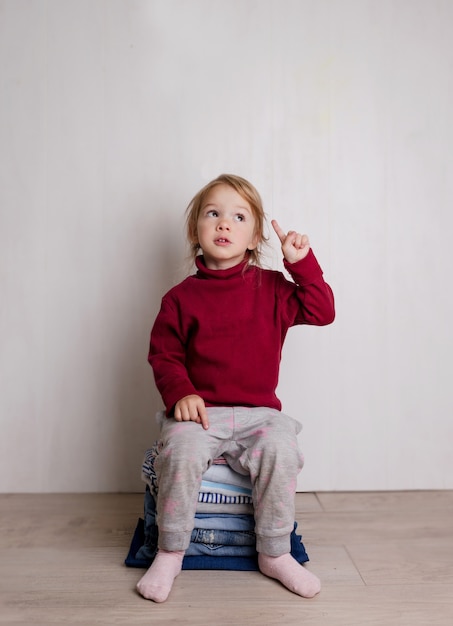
[
  {"left": 248, "top": 228, "right": 259, "bottom": 248},
  {"left": 196, "top": 225, "right": 206, "bottom": 243}
]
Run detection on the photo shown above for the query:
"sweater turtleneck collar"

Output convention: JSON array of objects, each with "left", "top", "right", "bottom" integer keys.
[{"left": 195, "top": 254, "right": 252, "bottom": 280}]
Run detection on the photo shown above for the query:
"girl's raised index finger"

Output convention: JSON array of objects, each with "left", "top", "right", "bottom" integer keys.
[{"left": 271, "top": 219, "right": 286, "bottom": 243}]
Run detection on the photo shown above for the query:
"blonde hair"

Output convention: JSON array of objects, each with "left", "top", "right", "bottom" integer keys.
[{"left": 185, "top": 174, "right": 268, "bottom": 266}]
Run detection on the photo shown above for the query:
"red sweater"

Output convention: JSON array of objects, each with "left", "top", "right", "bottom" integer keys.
[{"left": 149, "top": 250, "right": 335, "bottom": 415}]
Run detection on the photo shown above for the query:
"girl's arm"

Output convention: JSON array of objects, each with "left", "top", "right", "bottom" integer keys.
[
  {"left": 148, "top": 298, "right": 198, "bottom": 415},
  {"left": 273, "top": 220, "right": 335, "bottom": 326}
]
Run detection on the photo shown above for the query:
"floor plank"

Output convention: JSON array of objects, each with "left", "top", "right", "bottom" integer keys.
[{"left": 0, "top": 492, "right": 452, "bottom": 625}]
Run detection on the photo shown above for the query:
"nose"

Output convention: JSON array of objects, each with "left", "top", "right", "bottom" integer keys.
[{"left": 217, "top": 218, "right": 230, "bottom": 230}]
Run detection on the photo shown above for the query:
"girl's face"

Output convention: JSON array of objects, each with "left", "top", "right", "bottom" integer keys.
[{"left": 195, "top": 184, "right": 258, "bottom": 270}]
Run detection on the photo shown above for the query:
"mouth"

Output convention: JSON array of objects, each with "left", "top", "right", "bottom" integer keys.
[{"left": 214, "top": 238, "right": 231, "bottom": 245}]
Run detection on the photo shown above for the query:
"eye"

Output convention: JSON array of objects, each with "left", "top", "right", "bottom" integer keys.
[
  {"left": 234, "top": 213, "right": 245, "bottom": 222},
  {"left": 206, "top": 209, "right": 218, "bottom": 218}
]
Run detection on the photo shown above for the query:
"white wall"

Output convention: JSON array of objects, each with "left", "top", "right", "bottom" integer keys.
[{"left": 1, "top": 0, "right": 452, "bottom": 493}]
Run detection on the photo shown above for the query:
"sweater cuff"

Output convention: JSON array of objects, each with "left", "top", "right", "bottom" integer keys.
[
  {"left": 163, "top": 383, "right": 198, "bottom": 416},
  {"left": 283, "top": 249, "right": 323, "bottom": 286}
]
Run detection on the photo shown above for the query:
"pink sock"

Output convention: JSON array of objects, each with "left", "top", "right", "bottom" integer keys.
[
  {"left": 136, "top": 549, "right": 185, "bottom": 602},
  {"left": 258, "top": 552, "right": 321, "bottom": 598}
]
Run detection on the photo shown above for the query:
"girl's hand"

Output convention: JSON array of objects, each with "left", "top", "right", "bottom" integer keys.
[
  {"left": 174, "top": 394, "right": 209, "bottom": 430},
  {"left": 271, "top": 219, "right": 310, "bottom": 264}
]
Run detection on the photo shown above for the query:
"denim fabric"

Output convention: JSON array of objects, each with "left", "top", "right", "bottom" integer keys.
[
  {"left": 137, "top": 489, "right": 256, "bottom": 561},
  {"left": 126, "top": 517, "right": 260, "bottom": 570},
  {"left": 194, "top": 513, "right": 255, "bottom": 531},
  {"left": 191, "top": 527, "right": 256, "bottom": 546},
  {"left": 127, "top": 517, "right": 309, "bottom": 570},
  {"left": 185, "top": 542, "right": 256, "bottom": 557},
  {"left": 141, "top": 487, "right": 255, "bottom": 547},
  {"left": 136, "top": 487, "right": 159, "bottom": 562},
  {"left": 134, "top": 487, "right": 309, "bottom": 566}
]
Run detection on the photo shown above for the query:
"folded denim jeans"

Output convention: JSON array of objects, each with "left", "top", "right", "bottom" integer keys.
[
  {"left": 194, "top": 513, "right": 255, "bottom": 532},
  {"left": 135, "top": 486, "right": 309, "bottom": 567},
  {"left": 191, "top": 527, "right": 256, "bottom": 546},
  {"left": 184, "top": 542, "right": 257, "bottom": 557}
]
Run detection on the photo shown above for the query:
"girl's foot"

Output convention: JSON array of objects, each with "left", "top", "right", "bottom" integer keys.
[
  {"left": 136, "top": 549, "right": 185, "bottom": 602},
  {"left": 258, "top": 552, "right": 321, "bottom": 598}
]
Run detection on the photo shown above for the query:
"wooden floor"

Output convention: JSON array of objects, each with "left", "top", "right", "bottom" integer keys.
[{"left": 1, "top": 491, "right": 452, "bottom": 625}]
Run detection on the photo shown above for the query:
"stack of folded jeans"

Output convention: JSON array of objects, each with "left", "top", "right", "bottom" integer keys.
[{"left": 130, "top": 441, "right": 309, "bottom": 571}]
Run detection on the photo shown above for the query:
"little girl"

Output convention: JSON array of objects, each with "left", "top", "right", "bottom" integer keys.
[{"left": 137, "top": 174, "right": 335, "bottom": 602}]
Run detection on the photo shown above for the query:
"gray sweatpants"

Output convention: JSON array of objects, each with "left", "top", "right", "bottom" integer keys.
[{"left": 154, "top": 406, "right": 304, "bottom": 557}]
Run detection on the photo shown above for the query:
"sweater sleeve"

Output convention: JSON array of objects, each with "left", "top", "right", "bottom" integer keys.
[
  {"left": 148, "top": 297, "right": 198, "bottom": 415},
  {"left": 281, "top": 248, "right": 335, "bottom": 326}
]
